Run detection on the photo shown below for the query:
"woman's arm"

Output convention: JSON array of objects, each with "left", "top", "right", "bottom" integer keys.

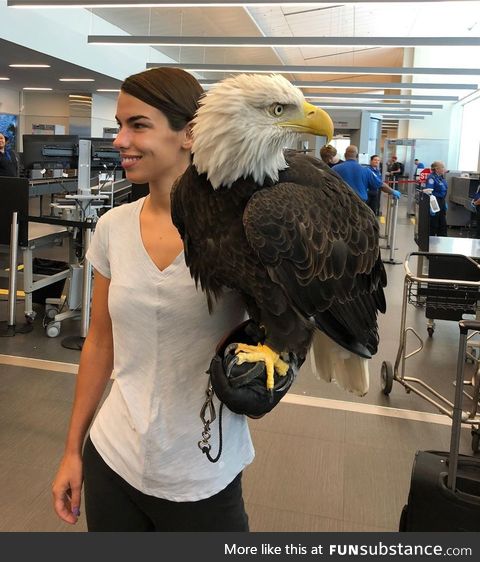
[{"left": 52, "top": 269, "right": 114, "bottom": 524}]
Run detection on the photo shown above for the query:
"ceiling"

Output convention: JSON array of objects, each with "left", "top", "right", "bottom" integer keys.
[
  {"left": 2, "top": 2, "right": 480, "bottom": 129},
  {"left": 0, "top": 37, "right": 122, "bottom": 93}
]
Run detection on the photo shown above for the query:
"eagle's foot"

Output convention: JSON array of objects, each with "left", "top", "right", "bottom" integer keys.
[{"left": 235, "top": 343, "right": 289, "bottom": 390}]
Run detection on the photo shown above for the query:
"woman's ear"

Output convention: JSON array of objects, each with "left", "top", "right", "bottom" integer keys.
[{"left": 182, "top": 122, "right": 194, "bottom": 150}]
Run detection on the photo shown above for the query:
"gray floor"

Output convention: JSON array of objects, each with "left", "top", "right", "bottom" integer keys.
[{"left": 0, "top": 198, "right": 479, "bottom": 532}]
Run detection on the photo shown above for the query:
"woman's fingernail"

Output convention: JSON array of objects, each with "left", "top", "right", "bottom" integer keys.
[{"left": 72, "top": 507, "right": 80, "bottom": 517}]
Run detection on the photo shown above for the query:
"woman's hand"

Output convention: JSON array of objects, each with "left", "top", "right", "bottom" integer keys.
[{"left": 52, "top": 453, "right": 84, "bottom": 524}]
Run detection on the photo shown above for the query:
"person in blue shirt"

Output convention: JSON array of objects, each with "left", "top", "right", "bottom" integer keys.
[
  {"left": 471, "top": 188, "right": 480, "bottom": 239},
  {"left": 333, "top": 146, "right": 400, "bottom": 212},
  {"left": 367, "top": 154, "right": 383, "bottom": 215},
  {"left": 426, "top": 161, "right": 448, "bottom": 237},
  {"left": 414, "top": 158, "right": 425, "bottom": 180}
]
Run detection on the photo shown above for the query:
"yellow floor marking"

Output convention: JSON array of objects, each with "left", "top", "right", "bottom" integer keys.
[{"left": 0, "top": 289, "right": 25, "bottom": 297}]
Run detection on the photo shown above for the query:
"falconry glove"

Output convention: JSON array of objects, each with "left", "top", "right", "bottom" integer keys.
[{"left": 208, "top": 320, "right": 301, "bottom": 417}]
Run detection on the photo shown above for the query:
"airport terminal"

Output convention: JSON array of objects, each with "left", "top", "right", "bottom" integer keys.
[{"left": 1, "top": 0, "right": 480, "bottom": 534}]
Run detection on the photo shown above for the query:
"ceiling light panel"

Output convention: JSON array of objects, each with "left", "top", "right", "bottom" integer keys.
[
  {"left": 60, "top": 78, "right": 95, "bottom": 82},
  {"left": 148, "top": 62, "right": 480, "bottom": 77},
  {"left": 308, "top": 101, "right": 442, "bottom": 110},
  {"left": 11, "top": 0, "right": 480, "bottom": 5},
  {"left": 91, "top": 36, "right": 480, "bottom": 48},
  {"left": 9, "top": 64, "right": 51, "bottom": 68},
  {"left": 299, "top": 94, "right": 452, "bottom": 103},
  {"left": 23, "top": 87, "right": 53, "bottom": 90},
  {"left": 199, "top": 79, "right": 475, "bottom": 91}
]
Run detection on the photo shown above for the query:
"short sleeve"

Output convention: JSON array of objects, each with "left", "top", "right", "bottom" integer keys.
[
  {"left": 86, "top": 213, "right": 111, "bottom": 278},
  {"left": 366, "top": 168, "right": 382, "bottom": 190}
]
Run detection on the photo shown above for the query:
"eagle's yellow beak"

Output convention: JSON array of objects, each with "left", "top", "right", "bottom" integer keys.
[{"left": 279, "top": 102, "right": 334, "bottom": 142}]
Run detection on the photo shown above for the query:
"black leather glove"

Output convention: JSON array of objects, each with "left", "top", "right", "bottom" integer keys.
[{"left": 208, "top": 320, "right": 302, "bottom": 417}]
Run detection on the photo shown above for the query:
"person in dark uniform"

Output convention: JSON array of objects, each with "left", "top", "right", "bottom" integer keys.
[
  {"left": 367, "top": 154, "right": 382, "bottom": 215},
  {"left": 426, "top": 161, "right": 448, "bottom": 237},
  {"left": 0, "top": 133, "right": 20, "bottom": 177}
]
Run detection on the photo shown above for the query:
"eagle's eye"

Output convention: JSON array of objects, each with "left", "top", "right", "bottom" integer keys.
[{"left": 269, "top": 103, "right": 285, "bottom": 117}]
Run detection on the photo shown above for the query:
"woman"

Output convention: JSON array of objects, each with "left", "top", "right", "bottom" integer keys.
[
  {"left": 52, "top": 67, "right": 254, "bottom": 531},
  {"left": 0, "top": 132, "right": 19, "bottom": 177},
  {"left": 427, "top": 161, "right": 448, "bottom": 237}
]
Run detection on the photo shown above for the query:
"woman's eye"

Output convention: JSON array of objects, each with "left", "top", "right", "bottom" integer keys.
[{"left": 270, "top": 104, "right": 285, "bottom": 117}]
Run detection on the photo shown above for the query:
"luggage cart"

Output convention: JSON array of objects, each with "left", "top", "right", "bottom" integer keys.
[{"left": 381, "top": 252, "right": 480, "bottom": 452}]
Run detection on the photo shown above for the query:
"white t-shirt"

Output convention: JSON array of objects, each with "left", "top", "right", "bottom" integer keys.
[{"left": 86, "top": 197, "right": 254, "bottom": 501}]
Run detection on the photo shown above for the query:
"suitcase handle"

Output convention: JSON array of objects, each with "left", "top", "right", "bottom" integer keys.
[{"left": 447, "top": 321, "right": 480, "bottom": 490}]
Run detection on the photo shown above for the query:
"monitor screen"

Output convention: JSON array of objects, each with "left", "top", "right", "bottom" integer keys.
[
  {"left": 87, "top": 137, "right": 121, "bottom": 168},
  {"left": 22, "top": 134, "right": 79, "bottom": 170}
]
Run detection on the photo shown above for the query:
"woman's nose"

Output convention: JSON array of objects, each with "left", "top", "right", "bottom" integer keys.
[{"left": 113, "top": 129, "right": 129, "bottom": 149}]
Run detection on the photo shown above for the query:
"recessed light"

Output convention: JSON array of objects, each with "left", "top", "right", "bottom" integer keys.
[
  {"left": 10, "top": 64, "right": 51, "bottom": 68},
  {"left": 23, "top": 87, "right": 53, "bottom": 91},
  {"left": 0, "top": 77, "right": 10, "bottom": 81},
  {"left": 60, "top": 78, "right": 95, "bottom": 82},
  {"left": 96, "top": 88, "right": 120, "bottom": 92}
]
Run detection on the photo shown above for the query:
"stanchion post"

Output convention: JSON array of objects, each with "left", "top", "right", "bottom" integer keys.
[
  {"left": 383, "top": 195, "right": 402, "bottom": 265},
  {"left": 7, "top": 211, "right": 19, "bottom": 328},
  {"left": 1, "top": 211, "right": 33, "bottom": 336},
  {"left": 80, "top": 222, "right": 93, "bottom": 338}
]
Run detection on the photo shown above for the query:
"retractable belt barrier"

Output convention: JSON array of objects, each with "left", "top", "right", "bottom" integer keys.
[{"left": 382, "top": 195, "right": 402, "bottom": 265}]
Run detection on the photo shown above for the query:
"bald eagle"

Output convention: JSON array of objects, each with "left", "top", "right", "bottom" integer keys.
[{"left": 172, "top": 74, "right": 386, "bottom": 396}]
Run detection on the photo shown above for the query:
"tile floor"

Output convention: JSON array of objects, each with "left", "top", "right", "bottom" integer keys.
[{"left": 0, "top": 198, "right": 478, "bottom": 531}]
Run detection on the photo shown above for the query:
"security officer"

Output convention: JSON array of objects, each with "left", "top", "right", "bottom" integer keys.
[{"left": 426, "top": 161, "right": 448, "bottom": 236}]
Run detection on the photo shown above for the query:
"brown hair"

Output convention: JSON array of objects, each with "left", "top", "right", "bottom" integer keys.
[
  {"left": 320, "top": 144, "right": 337, "bottom": 163},
  {"left": 121, "top": 67, "right": 204, "bottom": 131}
]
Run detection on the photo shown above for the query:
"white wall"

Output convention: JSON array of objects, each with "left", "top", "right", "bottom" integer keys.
[
  {"left": 0, "top": 85, "right": 20, "bottom": 115},
  {"left": 20, "top": 92, "right": 71, "bottom": 149},
  {"left": 405, "top": 46, "right": 480, "bottom": 170},
  {"left": 91, "top": 93, "right": 118, "bottom": 138},
  {"left": 458, "top": 93, "right": 480, "bottom": 172}
]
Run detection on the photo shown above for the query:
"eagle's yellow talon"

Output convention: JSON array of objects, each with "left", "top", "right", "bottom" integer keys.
[{"left": 235, "top": 343, "right": 289, "bottom": 390}]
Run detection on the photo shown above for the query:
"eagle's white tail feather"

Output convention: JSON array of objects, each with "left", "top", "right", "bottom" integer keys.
[{"left": 309, "top": 331, "right": 369, "bottom": 397}]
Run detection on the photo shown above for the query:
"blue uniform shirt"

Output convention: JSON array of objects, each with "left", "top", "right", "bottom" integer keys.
[
  {"left": 426, "top": 173, "right": 448, "bottom": 199},
  {"left": 368, "top": 165, "right": 382, "bottom": 187},
  {"left": 332, "top": 159, "right": 382, "bottom": 201}
]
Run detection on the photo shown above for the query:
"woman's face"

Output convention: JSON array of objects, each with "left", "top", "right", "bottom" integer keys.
[
  {"left": 0, "top": 134, "right": 6, "bottom": 151},
  {"left": 371, "top": 156, "right": 380, "bottom": 168},
  {"left": 434, "top": 163, "right": 446, "bottom": 175},
  {"left": 113, "top": 91, "right": 191, "bottom": 185}
]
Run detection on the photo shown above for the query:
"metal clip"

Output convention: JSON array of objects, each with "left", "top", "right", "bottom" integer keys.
[{"left": 200, "top": 383, "right": 216, "bottom": 425}]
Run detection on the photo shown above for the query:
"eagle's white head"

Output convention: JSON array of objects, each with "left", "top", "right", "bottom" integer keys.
[{"left": 192, "top": 74, "right": 334, "bottom": 190}]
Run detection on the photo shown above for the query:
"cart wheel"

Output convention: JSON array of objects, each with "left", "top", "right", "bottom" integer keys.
[
  {"left": 427, "top": 327, "right": 434, "bottom": 338},
  {"left": 380, "top": 361, "right": 394, "bottom": 395},
  {"left": 25, "top": 311, "right": 36, "bottom": 324},
  {"left": 471, "top": 430, "right": 480, "bottom": 454},
  {"left": 46, "top": 321, "right": 61, "bottom": 338},
  {"left": 45, "top": 304, "right": 58, "bottom": 320}
]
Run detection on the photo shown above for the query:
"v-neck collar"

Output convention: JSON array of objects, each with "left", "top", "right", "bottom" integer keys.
[{"left": 136, "top": 197, "right": 185, "bottom": 279}]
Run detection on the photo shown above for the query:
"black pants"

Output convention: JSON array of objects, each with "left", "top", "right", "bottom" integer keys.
[
  {"left": 83, "top": 436, "right": 249, "bottom": 532},
  {"left": 429, "top": 199, "right": 448, "bottom": 237},
  {"left": 366, "top": 191, "right": 379, "bottom": 216}
]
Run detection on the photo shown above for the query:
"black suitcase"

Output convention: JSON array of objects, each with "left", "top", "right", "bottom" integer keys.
[{"left": 400, "top": 320, "right": 480, "bottom": 531}]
